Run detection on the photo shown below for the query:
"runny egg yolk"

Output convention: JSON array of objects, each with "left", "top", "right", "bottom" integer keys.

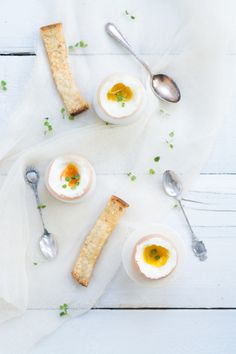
[
  {"left": 143, "top": 245, "right": 169, "bottom": 267},
  {"left": 107, "top": 83, "right": 133, "bottom": 103},
  {"left": 60, "top": 163, "right": 80, "bottom": 188}
]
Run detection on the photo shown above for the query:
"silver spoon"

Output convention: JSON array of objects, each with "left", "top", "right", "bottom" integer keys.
[
  {"left": 105, "top": 23, "right": 181, "bottom": 103},
  {"left": 163, "top": 170, "right": 207, "bottom": 261},
  {"left": 25, "top": 166, "right": 58, "bottom": 260}
]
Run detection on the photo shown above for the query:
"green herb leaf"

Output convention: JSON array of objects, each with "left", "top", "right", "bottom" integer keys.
[
  {"left": 125, "top": 10, "right": 136, "bottom": 20},
  {"left": 65, "top": 177, "right": 71, "bottom": 182},
  {"left": 169, "top": 143, "right": 174, "bottom": 149},
  {"left": 62, "top": 184, "right": 67, "bottom": 189},
  {"left": 68, "top": 41, "right": 88, "bottom": 51},
  {"left": 61, "top": 107, "right": 66, "bottom": 119},
  {"left": 154, "top": 156, "right": 160, "bottom": 162},
  {"left": 173, "top": 203, "right": 178, "bottom": 208},
  {"left": 37, "top": 204, "right": 46, "bottom": 209},
  {"left": 150, "top": 249, "right": 157, "bottom": 255},
  {"left": 43, "top": 117, "right": 53, "bottom": 135},
  {"left": 59, "top": 303, "right": 69, "bottom": 317},
  {"left": 1, "top": 80, "right": 7, "bottom": 91},
  {"left": 116, "top": 92, "right": 125, "bottom": 102},
  {"left": 155, "top": 255, "right": 161, "bottom": 260},
  {"left": 79, "top": 40, "right": 88, "bottom": 48},
  {"left": 121, "top": 102, "right": 125, "bottom": 107},
  {"left": 33, "top": 262, "right": 38, "bottom": 266},
  {"left": 149, "top": 168, "right": 155, "bottom": 175},
  {"left": 127, "top": 172, "right": 136, "bottom": 181},
  {"left": 169, "top": 131, "right": 175, "bottom": 138},
  {"left": 159, "top": 108, "right": 170, "bottom": 117}
]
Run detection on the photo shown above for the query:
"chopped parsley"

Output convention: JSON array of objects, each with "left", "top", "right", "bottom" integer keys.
[
  {"left": 59, "top": 303, "right": 69, "bottom": 317},
  {"left": 154, "top": 156, "right": 160, "bottom": 162},
  {"left": 154, "top": 255, "right": 161, "bottom": 261},
  {"left": 62, "top": 184, "right": 67, "bottom": 189},
  {"left": 33, "top": 262, "right": 38, "bottom": 266}
]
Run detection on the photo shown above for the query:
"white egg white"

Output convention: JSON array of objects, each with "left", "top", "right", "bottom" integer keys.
[
  {"left": 46, "top": 154, "right": 96, "bottom": 203},
  {"left": 98, "top": 73, "right": 146, "bottom": 119},
  {"left": 134, "top": 235, "right": 177, "bottom": 279}
]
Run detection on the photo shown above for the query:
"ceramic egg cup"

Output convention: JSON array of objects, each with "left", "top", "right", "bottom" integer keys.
[{"left": 122, "top": 223, "right": 186, "bottom": 287}]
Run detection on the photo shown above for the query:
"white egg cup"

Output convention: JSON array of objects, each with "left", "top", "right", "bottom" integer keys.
[
  {"left": 45, "top": 154, "right": 96, "bottom": 204},
  {"left": 122, "top": 223, "right": 186, "bottom": 287},
  {"left": 93, "top": 73, "right": 147, "bottom": 125}
]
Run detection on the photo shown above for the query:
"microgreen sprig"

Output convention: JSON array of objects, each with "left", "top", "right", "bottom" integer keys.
[
  {"left": 116, "top": 92, "right": 126, "bottom": 107},
  {"left": 160, "top": 108, "right": 170, "bottom": 118},
  {"left": 61, "top": 107, "right": 74, "bottom": 120},
  {"left": 125, "top": 10, "right": 136, "bottom": 20},
  {"left": 127, "top": 172, "right": 136, "bottom": 181},
  {"left": 68, "top": 40, "right": 88, "bottom": 52},
  {"left": 154, "top": 156, "right": 160, "bottom": 163},
  {"left": 166, "top": 131, "right": 175, "bottom": 149},
  {"left": 37, "top": 204, "right": 46, "bottom": 209},
  {"left": 59, "top": 303, "right": 69, "bottom": 317},
  {"left": 149, "top": 168, "right": 155, "bottom": 175},
  {"left": 43, "top": 117, "right": 53, "bottom": 135},
  {"left": 0, "top": 80, "right": 7, "bottom": 91}
]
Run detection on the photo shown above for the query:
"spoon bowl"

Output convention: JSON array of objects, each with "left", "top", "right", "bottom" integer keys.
[
  {"left": 152, "top": 74, "right": 181, "bottom": 103},
  {"left": 105, "top": 23, "right": 181, "bottom": 103},
  {"left": 25, "top": 166, "right": 58, "bottom": 260},
  {"left": 163, "top": 170, "right": 182, "bottom": 197}
]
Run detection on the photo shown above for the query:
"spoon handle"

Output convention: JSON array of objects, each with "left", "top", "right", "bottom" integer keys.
[
  {"left": 31, "top": 184, "right": 47, "bottom": 232},
  {"left": 177, "top": 199, "right": 207, "bottom": 261},
  {"left": 105, "top": 23, "right": 152, "bottom": 75}
]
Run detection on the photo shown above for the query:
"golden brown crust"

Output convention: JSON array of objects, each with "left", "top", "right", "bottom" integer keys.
[
  {"left": 111, "top": 195, "right": 129, "bottom": 208},
  {"left": 72, "top": 195, "right": 129, "bottom": 287},
  {"left": 40, "top": 23, "right": 89, "bottom": 116}
]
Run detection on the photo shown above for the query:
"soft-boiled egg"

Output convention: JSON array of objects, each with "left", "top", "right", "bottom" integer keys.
[
  {"left": 45, "top": 154, "right": 96, "bottom": 203},
  {"left": 94, "top": 73, "right": 147, "bottom": 125},
  {"left": 134, "top": 235, "right": 177, "bottom": 279}
]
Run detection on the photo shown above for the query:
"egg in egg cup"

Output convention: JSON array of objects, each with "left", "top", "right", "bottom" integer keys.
[
  {"left": 93, "top": 73, "right": 147, "bottom": 125},
  {"left": 45, "top": 154, "right": 96, "bottom": 203}
]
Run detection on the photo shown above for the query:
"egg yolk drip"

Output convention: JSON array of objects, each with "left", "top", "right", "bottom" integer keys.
[
  {"left": 107, "top": 83, "right": 133, "bottom": 103},
  {"left": 143, "top": 245, "right": 169, "bottom": 267},
  {"left": 60, "top": 163, "right": 80, "bottom": 189}
]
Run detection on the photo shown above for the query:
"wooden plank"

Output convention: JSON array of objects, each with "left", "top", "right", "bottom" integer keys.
[{"left": 31, "top": 309, "right": 236, "bottom": 354}]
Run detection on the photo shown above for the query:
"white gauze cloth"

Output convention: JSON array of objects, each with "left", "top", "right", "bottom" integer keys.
[{"left": 0, "top": 0, "right": 233, "bottom": 353}]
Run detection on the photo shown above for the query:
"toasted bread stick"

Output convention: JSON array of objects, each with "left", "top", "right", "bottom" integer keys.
[
  {"left": 72, "top": 195, "right": 129, "bottom": 287},
  {"left": 40, "top": 23, "right": 89, "bottom": 116}
]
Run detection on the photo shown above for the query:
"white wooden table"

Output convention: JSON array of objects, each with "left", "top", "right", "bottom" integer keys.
[{"left": 1, "top": 1, "right": 236, "bottom": 353}]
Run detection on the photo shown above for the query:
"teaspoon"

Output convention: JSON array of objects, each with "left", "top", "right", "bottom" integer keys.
[
  {"left": 25, "top": 166, "right": 58, "bottom": 260},
  {"left": 105, "top": 23, "right": 181, "bottom": 103},
  {"left": 163, "top": 170, "right": 207, "bottom": 261}
]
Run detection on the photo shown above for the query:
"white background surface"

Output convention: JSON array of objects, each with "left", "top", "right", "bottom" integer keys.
[{"left": 0, "top": 0, "right": 236, "bottom": 353}]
